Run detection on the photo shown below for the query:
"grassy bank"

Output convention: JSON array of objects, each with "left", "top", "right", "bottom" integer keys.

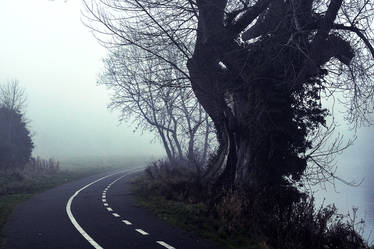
[
  {"left": 132, "top": 173, "right": 267, "bottom": 249},
  {"left": 0, "top": 164, "right": 121, "bottom": 249},
  {"left": 131, "top": 161, "right": 371, "bottom": 249}
]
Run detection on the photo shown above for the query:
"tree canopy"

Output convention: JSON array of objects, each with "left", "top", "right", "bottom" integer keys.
[
  {"left": 0, "top": 81, "right": 33, "bottom": 169},
  {"left": 83, "top": 0, "right": 374, "bottom": 197},
  {"left": 99, "top": 46, "right": 215, "bottom": 163}
]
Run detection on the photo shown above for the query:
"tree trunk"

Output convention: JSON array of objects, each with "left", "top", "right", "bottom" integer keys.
[
  {"left": 189, "top": 48, "right": 304, "bottom": 192},
  {"left": 157, "top": 127, "right": 174, "bottom": 162},
  {"left": 187, "top": 0, "right": 308, "bottom": 195}
]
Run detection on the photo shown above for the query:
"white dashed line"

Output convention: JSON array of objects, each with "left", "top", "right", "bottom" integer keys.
[
  {"left": 157, "top": 241, "right": 176, "bottom": 249},
  {"left": 107, "top": 207, "right": 113, "bottom": 212},
  {"left": 103, "top": 203, "right": 108, "bottom": 206},
  {"left": 135, "top": 229, "right": 149, "bottom": 235},
  {"left": 102, "top": 198, "right": 106, "bottom": 202},
  {"left": 66, "top": 172, "right": 125, "bottom": 249},
  {"left": 122, "top": 220, "right": 132, "bottom": 225},
  {"left": 112, "top": 213, "right": 120, "bottom": 217}
]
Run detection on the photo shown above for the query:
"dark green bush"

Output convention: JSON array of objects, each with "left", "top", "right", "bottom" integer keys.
[{"left": 0, "top": 107, "right": 33, "bottom": 169}]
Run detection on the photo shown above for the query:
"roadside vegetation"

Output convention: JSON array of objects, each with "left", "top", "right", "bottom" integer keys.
[
  {"left": 133, "top": 160, "right": 370, "bottom": 249},
  {"left": 84, "top": 0, "right": 374, "bottom": 248}
]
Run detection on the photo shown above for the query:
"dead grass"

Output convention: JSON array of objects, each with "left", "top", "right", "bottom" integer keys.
[{"left": 132, "top": 160, "right": 372, "bottom": 249}]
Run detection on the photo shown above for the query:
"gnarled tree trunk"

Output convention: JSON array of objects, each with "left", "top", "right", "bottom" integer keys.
[{"left": 187, "top": 0, "right": 353, "bottom": 195}]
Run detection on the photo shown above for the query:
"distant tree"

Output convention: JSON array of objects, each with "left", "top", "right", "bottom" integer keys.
[
  {"left": 0, "top": 79, "right": 27, "bottom": 113},
  {"left": 99, "top": 46, "right": 215, "bottom": 164},
  {"left": 0, "top": 80, "right": 33, "bottom": 169}
]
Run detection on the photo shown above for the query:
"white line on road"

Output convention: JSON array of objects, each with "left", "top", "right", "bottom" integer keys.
[
  {"left": 102, "top": 198, "right": 106, "bottom": 202},
  {"left": 66, "top": 166, "right": 145, "bottom": 249},
  {"left": 112, "top": 213, "right": 120, "bottom": 217},
  {"left": 107, "top": 207, "right": 113, "bottom": 212},
  {"left": 157, "top": 241, "right": 176, "bottom": 249},
  {"left": 103, "top": 203, "right": 108, "bottom": 206},
  {"left": 135, "top": 229, "right": 149, "bottom": 235},
  {"left": 122, "top": 220, "right": 132, "bottom": 225},
  {"left": 66, "top": 172, "right": 123, "bottom": 249}
]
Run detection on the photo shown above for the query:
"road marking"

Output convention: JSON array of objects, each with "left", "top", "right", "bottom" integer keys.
[
  {"left": 135, "top": 229, "right": 149, "bottom": 235},
  {"left": 112, "top": 213, "right": 120, "bottom": 217},
  {"left": 102, "top": 198, "right": 106, "bottom": 202},
  {"left": 66, "top": 172, "right": 124, "bottom": 249},
  {"left": 157, "top": 241, "right": 176, "bottom": 249},
  {"left": 66, "top": 166, "right": 145, "bottom": 249},
  {"left": 122, "top": 220, "right": 132, "bottom": 225},
  {"left": 107, "top": 207, "right": 113, "bottom": 212}
]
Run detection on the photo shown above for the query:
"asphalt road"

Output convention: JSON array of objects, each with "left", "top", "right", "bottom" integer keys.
[{"left": 4, "top": 168, "right": 223, "bottom": 249}]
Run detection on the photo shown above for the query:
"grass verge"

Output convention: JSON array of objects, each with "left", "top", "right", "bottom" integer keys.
[{"left": 131, "top": 173, "right": 267, "bottom": 249}]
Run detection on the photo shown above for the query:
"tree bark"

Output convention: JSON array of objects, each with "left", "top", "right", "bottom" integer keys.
[{"left": 187, "top": 0, "right": 353, "bottom": 195}]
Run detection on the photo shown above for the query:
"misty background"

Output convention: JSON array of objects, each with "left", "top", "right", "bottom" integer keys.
[
  {"left": 0, "top": 0, "right": 373, "bottom": 239},
  {"left": 0, "top": 0, "right": 164, "bottom": 161}
]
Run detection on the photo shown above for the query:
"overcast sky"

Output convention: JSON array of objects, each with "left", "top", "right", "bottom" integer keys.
[
  {"left": 0, "top": 0, "right": 164, "bottom": 160},
  {"left": 1, "top": 0, "right": 374, "bottom": 235}
]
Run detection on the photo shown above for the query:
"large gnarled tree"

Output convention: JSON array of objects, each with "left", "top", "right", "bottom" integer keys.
[{"left": 83, "top": 0, "right": 374, "bottom": 195}]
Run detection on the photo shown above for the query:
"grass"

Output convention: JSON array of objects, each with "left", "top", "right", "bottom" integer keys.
[
  {"left": 0, "top": 164, "right": 122, "bottom": 249},
  {"left": 0, "top": 194, "right": 32, "bottom": 249},
  {"left": 131, "top": 174, "right": 268, "bottom": 249}
]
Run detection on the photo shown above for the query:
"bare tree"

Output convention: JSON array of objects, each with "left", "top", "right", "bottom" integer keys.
[
  {"left": 83, "top": 0, "right": 374, "bottom": 195},
  {"left": 99, "top": 45, "right": 215, "bottom": 164},
  {"left": 0, "top": 79, "right": 27, "bottom": 113}
]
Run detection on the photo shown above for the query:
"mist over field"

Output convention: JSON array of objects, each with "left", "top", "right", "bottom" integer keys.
[
  {"left": 0, "top": 0, "right": 164, "bottom": 162},
  {"left": 1, "top": 0, "right": 374, "bottom": 243}
]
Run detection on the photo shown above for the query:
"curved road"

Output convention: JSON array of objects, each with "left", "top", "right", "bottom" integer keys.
[{"left": 4, "top": 168, "right": 222, "bottom": 249}]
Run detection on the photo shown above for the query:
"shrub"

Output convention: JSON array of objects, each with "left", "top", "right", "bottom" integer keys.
[
  {"left": 0, "top": 107, "right": 33, "bottom": 169},
  {"left": 213, "top": 188, "right": 370, "bottom": 249},
  {"left": 136, "top": 158, "right": 371, "bottom": 249},
  {"left": 138, "top": 159, "right": 206, "bottom": 203},
  {"left": 0, "top": 157, "right": 60, "bottom": 195}
]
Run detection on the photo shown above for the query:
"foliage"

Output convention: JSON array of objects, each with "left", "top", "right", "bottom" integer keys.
[
  {"left": 84, "top": 0, "right": 374, "bottom": 196},
  {"left": 134, "top": 162, "right": 371, "bottom": 249},
  {"left": 0, "top": 107, "right": 33, "bottom": 169},
  {"left": 142, "top": 158, "right": 205, "bottom": 202}
]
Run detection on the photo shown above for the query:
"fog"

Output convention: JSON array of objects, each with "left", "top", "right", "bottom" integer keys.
[
  {"left": 314, "top": 124, "right": 374, "bottom": 240},
  {"left": 1, "top": 0, "right": 374, "bottom": 239},
  {"left": 0, "top": 0, "right": 164, "bottom": 161}
]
